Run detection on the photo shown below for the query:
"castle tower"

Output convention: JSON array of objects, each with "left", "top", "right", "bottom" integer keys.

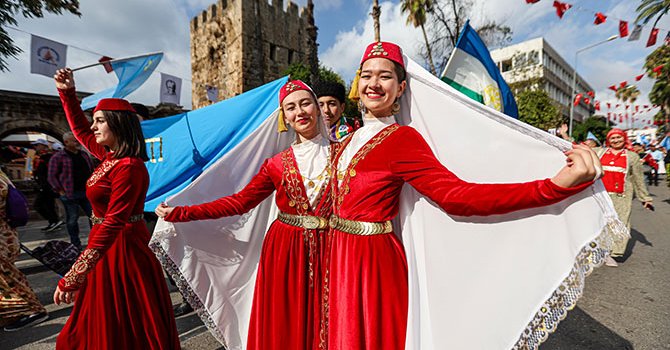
[{"left": 190, "top": 0, "right": 318, "bottom": 109}]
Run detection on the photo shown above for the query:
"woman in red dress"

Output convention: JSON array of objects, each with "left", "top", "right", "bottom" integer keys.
[
  {"left": 323, "top": 42, "right": 602, "bottom": 350},
  {"left": 52, "top": 68, "right": 180, "bottom": 349},
  {"left": 155, "top": 80, "right": 335, "bottom": 350}
]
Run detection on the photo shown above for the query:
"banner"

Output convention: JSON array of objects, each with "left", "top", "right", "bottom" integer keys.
[
  {"left": 30, "top": 35, "right": 67, "bottom": 77},
  {"left": 206, "top": 85, "right": 219, "bottom": 102},
  {"left": 160, "top": 73, "right": 182, "bottom": 105}
]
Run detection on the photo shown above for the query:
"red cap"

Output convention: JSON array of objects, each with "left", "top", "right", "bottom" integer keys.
[
  {"left": 606, "top": 128, "right": 630, "bottom": 148},
  {"left": 359, "top": 41, "right": 405, "bottom": 69},
  {"left": 279, "top": 80, "right": 313, "bottom": 106},
  {"left": 93, "top": 98, "right": 137, "bottom": 114}
]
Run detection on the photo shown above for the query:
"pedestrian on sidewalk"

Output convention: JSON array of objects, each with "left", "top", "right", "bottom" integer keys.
[
  {"left": 0, "top": 170, "right": 49, "bottom": 331},
  {"left": 31, "top": 139, "right": 63, "bottom": 232},
  {"left": 52, "top": 68, "right": 180, "bottom": 350},
  {"left": 47, "top": 132, "right": 93, "bottom": 250}
]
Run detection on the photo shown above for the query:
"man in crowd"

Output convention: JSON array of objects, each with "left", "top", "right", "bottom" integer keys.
[
  {"left": 31, "top": 139, "right": 63, "bottom": 232},
  {"left": 48, "top": 132, "right": 93, "bottom": 250},
  {"left": 313, "top": 81, "right": 359, "bottom": 141},
  {"left": 648, "top": 144, "right": 664, "bottom": 185}
]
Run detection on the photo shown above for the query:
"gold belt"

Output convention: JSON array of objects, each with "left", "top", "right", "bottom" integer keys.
[
  {"left": 90, "top": 214, "right": 144, "bottom": 226},
  {"left": 329, "top": 215, "right": 392, "bottom": 236},
  {"left": 277, "top": 212, "right": 328, "bottom": 230}
]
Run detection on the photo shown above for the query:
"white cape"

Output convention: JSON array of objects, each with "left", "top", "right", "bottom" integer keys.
[{"left": 150, "top": 57, "right": 626, "bottom": 350}]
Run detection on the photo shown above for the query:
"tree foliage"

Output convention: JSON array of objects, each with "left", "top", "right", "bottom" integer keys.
[
  {"left": 644, "top": 44, "right": 670, "bottom": 126},
  {"left": 401, "top": 0, "right": 437, "bottom": 75},
  {"left": 0, "top": 0, "right": 81, "bottom": 71},
  {"left": 572, "top": 115, "right": 610, "bottom": 143},
  {"left": 636, "top": 0, "right": 670, "bottom": 28},
  {"left": 615, "top": 84, "right": 641, "bottom": 104},
  {"left": 282, "top": 63, "right": 345, "bottom": 86},
  {"left": 517, "top": 89, "right": 562, "bottom": 131}
]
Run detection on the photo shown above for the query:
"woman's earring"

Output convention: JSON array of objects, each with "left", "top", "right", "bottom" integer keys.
[
  {"left": 358, "top": 100, "right": 367, "bottom": 114},
  {"left": 391, "top": 99, "right": 401, "bottom": 115}
]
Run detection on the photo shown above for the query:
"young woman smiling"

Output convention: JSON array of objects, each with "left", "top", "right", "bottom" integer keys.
[{"left": 52, "top": 68, "right": 180, "bottom": 349}]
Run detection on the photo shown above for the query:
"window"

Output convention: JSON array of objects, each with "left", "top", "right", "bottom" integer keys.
[
  {"left": 270, "top": 44, "right": 276, "bottom": 62},
  {"left": 288, "top": 49, "right": 294, "bottom": 64},
  {"left": 501, "top": 59, "right": 512, "bottom": 72}
]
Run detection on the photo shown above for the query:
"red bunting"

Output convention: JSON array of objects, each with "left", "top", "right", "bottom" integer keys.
[
  {"left": 619, "top": 115, "right": 623, "bottom": 123},
  {"left": 587, "top": 91, "right": 595, "bottom": 98},
  {"left": 619, "top": 21, "right": 629, "bottom": 37},
  {"left": 573, "top": 93, "right": 583, "bottom": 106},
  {"left": 647, "top": 28, "right": 659, "bottom": 47},
  {"left": 607, "top": 112, "right": 611, "bottom": 119},
  {"left": 652, "top": 64, "right": 664, "bottom": 76},
  {"left": 607, "top": 102, "right": 611, "bottom": 109},
  {"left": 608, "top": 85, "right": 617, "bottom": 92},
  {"left": 625, "top": 105, "right": 629, "bottom": 110},
  {"left": 525, "top": 0, "right": 541, "bottom": 3},
  {"left": 616, "top": 104, "right": 621, "bottom": 108},
  {"left": 595, "top": 101, "right": 601, "bottom": 111},
  {"left": 553, "top": 1, "right": 572, "bottom": 19},
  {"left": 594, "top": 12, "right": 607, "bottom": 25},
  {"left": 584, "top": 97, "right": 591, "bottom": 105},
  {"left": 635, "top": 105, "right": 640, "bottom": 112},
  {"left": 619, "top": 81, "right": 627, "bottom": 88},
  {"left": 644, "top": 105, "right": 649, "bottom": 108},
  {"left": 635, "top": 74, "right": 644, "bottom": 81}
]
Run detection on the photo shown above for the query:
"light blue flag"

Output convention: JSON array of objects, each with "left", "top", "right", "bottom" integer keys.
[
  {"left": 81, "top": 52, "right": 163, "bottom": 110},
  {"left": 659, "top": 135, "right": 670, "bottom": 150},
  {"left": 586, "top": 131, "right": 600, "bottom": 145},
  {"left": 441, "top": 20, "right": 518, "bottom": 118},
  {"left": 141, "top": 76, "right": 288, "bottom": 209}
]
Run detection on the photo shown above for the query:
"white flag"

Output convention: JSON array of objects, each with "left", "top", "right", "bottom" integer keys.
[
  {"left": 30, "top": 35, "right": 67, "bottom": 77},
  {"left": 206, "top": 85, "right": 218, "bottom": 102},
  {"left": 628, "top": 24, "right": 643, "bottom": 41},
  {"left": 160, "top": 73, "right": 182, "bottom": 105}
]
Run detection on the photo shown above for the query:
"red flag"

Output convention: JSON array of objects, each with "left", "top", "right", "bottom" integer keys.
[
  {"left": 652, "top": 64, "right": 664, "bottom": 76},
  {"left": 635, "top": 105, "right": 640, "bottom": 112},
  {"left": 647, "top": 28, "right": 659, "bottom": 47},
  {"left": 595, "top": 100, "right": 601, "bottom": 111},
  {"left": 619, "top": 115, "right": 623, "bottom": 123},
  {"left": 619, "top": 81, "right": 627, "bottom": 88},
  {"left": 525, "top": 0, "right": 540, "bottom": 3},
  {"left": 619, "top": 21, "right": 629, "bottom": 37},
  {"left": 584, "top": 97, "right": 591, "bottom": 105},
  {"left": 607, "top": 102, "right": 611, "bottom": 109},
  {"left": 594, "top": 12, "right": 607, "bottom": 25},
  {"left": 608, "top": 85, "right": 617, "bottom": 92},
  {"left": 98, "top": 56, "right": 114, "bottom": 73},
  {"left": 607, "top": 112, "right": 611, "bottom": 119},
  {"left": 616, "top": 104, "right": 621, "bottom": 108},
  {"left": 553, "top": 1, "right": 572, "bottom": 19},
  {"left": 625, "top": 105, "right": 629, "bottom": 110},
  {"left": 635, "top": 74, "right": 644, "bottom": 81},
  {"left": 586, "top": 91, "right": 595, "bottom": 98},
  {"left": 643, "top": 104, "right": 649, "bottom": 108},
  {"left": 573, "top": 93, "right": 583, "bottom": 106}
]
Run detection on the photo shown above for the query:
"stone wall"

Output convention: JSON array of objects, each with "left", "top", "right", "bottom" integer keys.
[{"left": 191, "top": 0, "right": 317, "bottom": 109}]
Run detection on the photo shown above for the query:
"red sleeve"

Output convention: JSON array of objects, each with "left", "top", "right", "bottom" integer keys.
[
  {"left": 165, "top": 159, "right": 276, "bottom": 222},
  {"left": 58, "top": 87, "right": 107, "bottom": 160},
  {"left": 390, "top": 127, "right": 592, "bottom": 217},
  {"left": 58, "top": 159, "right": 146, "bottom": 291}
]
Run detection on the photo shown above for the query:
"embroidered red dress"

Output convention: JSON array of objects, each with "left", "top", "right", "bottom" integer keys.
[
  {"left": 56, "top": 88, "right": 180, "bottom": 350},
  {"left": 165, "top": 142, "right": 336, "bottom": 350},
  {"left": 325, "top": 122, "right": 591, "bottom": 350}
]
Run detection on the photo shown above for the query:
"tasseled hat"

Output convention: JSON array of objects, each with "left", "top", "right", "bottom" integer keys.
[
  {"left": 278, "top": 80, "right": 315, "bottom": 133},
  {"left": 93, "top": 98, "right": 137, "bottom": 114},
  {"left": 349, "top": 41, "right": 405, "bottom": 101}
]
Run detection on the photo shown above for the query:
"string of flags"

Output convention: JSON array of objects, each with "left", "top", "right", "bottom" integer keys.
[
  {"left": 526, "top": 0, "right": 670, "bottom": 48},
  {"left": 571, "top": 64, "right": 665, "bottom": 108}
]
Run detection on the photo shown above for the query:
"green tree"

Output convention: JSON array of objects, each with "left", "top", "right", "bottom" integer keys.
[
  {"left": 282, "top": 63, "right": 346, "bottom": 86},
  {"left": 0, "top": 0, "right": 81, "bottom": 71},
  {"left": 636, "top": 0, "right": 670, "bottom": 29},
  {"left": 644, "top": 44, "right": 670, "bottom": 128},
  {"left": 517, "top": 89, "right": 562, "bottom": 131},
  {"left": 615, "top": 84, "right": 641, "bottom": 104},
  {"left": 401, "top": 0, "right": 437, "bottom": 75},
  {"left": 572, "top": 115, "right": 610, "bottom": 143}
]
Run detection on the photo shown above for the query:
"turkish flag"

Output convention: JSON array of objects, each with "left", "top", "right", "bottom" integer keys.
[
  {"left": 595, "top": 101, "right": 601, "bottom": 111},
  {"left": 594, "top": 12, "right": 607, "bottom": 25},
  {"left": 584, "top": 97, "right": 591, "bottom": 105},
  {"left": 619, "top": 81, "right": 627, "bottom": 89},
  {"left": 526, "top": 0, "right": 540, "bottom": 3},
  {"left": 607, "top": 102, "right": 611, "bottom": 109},
  {"left": 573, "top": 93, "right": 583, "bottom": 106},
  {"left": 652, "top": 64, "right": 664, "bottom": 76},
  {"left": 647, "top": 28, "right": 659, "bottom": 47},
  {"left": 587, "top": 91, "right": 595, "bottom": 98},
  {"left": 619, "top": 21, "right": 628, "bottom": 37},
  {"left": 98, "top": 56, "right": 114, "bottom": 73},
  {"left": 608, "top": 85, "right": 617, "bottom": 92},
  {"left": 553, "top": 1, "right": 572, "bottom": 19},
  {"left": 635, "top": 74, "right": 644, "bottom": 81}
]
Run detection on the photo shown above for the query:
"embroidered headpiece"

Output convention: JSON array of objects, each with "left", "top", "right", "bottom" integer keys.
[
  {"left": 277, "top": 80, "right": 315, "bottom": 133},
  {"left": 349, "top": 41, "right": 405, "bottom": 100}
]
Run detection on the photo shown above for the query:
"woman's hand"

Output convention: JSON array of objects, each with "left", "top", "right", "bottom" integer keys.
[
  {"left": 551, "top": 144, "right": 602, "bottom": 188},
  {"left": 54, "top": 68, "right": 75, "bottom": 90},
  {"left": 155, "top": 203, "right": 175, "bottom": 218},
  {"left": 53, "top": 285, "right": 77, "bottom": 305}
]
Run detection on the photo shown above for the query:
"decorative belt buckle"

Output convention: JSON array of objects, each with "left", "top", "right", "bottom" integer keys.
[
  {"left": 329, "top": 215, "right": 338, "bottom": 229},
  {"left": 303, "top": 216, "right": 320, "bottom": 230}
]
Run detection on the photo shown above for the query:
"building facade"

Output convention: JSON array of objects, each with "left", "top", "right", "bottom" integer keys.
[
  {"left": 190, "top": 0, "right": 318, "bottom": 109},
  {"left": 490, "top": 37, "right": 595, "bottom": 122}
]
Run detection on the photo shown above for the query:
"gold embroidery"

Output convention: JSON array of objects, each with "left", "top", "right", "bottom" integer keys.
[
  {"left": 86, "top": 159, "right": 120, "bottom": 187},
  {"left": 367, "top": 42, "right": 389, "bottom": 57},
  {"left": 61, "top": 248, "right": 101, "bottom": 290}
]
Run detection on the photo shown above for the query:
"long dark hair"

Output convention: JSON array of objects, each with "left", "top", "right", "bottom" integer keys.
[{"left": 102, "top": 110, "right": 149, "bottom": 161}]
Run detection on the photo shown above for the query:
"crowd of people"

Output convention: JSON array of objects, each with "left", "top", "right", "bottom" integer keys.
[{"left": 0, "top": 40, "right": 664, "bottom": 349}]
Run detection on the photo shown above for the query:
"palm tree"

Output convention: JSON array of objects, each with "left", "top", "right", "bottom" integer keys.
[
  {"left": 372, "top": 0, "right": 381, "bottom": 42},
  {"left": 644, "top": 45, "right": 670, "bottom": 128},
  {"left": 401, "top": 0, "right": 437, "bottom": 75},
  {"left": 636, "top": 0, "right": 670, "bottom": 29},
  {"left": 615, "top": 85, "right": 641, "bottom": 104}
]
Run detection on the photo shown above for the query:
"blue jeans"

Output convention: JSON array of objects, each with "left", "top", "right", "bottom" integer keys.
[{"left": 59, "top": 191, "right": 92, "bottom": 248}]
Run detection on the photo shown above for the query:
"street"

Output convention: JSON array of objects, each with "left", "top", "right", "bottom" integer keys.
[{"left": 1, "top": 182, "right": 669, "bottom": 350}]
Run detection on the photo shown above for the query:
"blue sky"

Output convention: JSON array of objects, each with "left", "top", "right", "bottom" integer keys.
[{"left": 1, "top": 0, "right": 668, "bottom": 125}]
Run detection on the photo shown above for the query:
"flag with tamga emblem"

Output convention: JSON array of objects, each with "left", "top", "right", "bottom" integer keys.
[
  {"left": 441, "top": 20, "right": 518, "bottom": 118},
  {"left": 30, "top": 35, "right": 67, "bottom": 77}
]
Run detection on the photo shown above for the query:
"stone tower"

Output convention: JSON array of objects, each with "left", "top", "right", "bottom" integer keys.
[{"left": 190, "top": 0, "right": 318, "bottom": 109}]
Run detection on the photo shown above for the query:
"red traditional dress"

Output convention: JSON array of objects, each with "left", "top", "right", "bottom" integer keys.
[
  {"left": 325, "top": 117, "right": 592, "bottom": 350},
  {"left": 165, "top": 134, "right": 336, "bottom": 350},
  {"left": 56, "top": 88, "right": 180, "bottom": 349}
]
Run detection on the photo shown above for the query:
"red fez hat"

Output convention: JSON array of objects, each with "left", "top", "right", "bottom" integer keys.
[
  {"left": 277, "top": 80, "right": 314, "bottom": 132},
  {"left": 349, "top": 42, "right": 405, "bottom": 100},
  {"left": 93, "top": 98, "right": 137, "bottom": 114}
]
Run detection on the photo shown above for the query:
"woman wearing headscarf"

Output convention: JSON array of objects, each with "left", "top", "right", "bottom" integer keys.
[{"left": 156, "top": 80, "right": 336, "bottom": 350}]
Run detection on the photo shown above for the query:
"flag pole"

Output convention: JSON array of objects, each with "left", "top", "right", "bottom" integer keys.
[{"left": 71, "top": 51, "right": 163, "bottom": 72}]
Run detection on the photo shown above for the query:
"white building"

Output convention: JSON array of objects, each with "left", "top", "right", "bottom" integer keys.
[{"left": 490, "top": 37, "right": 595, "bottom": 122}]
